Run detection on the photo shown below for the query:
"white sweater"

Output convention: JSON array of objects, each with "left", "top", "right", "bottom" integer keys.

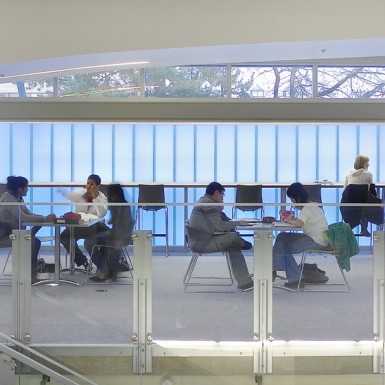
[{"left": 344, "top": 169, "right": 373, "bottom": 189}]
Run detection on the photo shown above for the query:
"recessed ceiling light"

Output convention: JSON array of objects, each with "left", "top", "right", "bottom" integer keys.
[{"left": 0, "top": 61, "right": 150, "bottom": 80}]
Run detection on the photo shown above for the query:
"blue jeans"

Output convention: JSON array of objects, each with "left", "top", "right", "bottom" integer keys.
[{"left": 273, "top": 232, "right": 326, "bottom": 283}]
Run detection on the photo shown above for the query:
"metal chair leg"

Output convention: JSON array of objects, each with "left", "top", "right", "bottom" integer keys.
[
  {"left": 2, "top": 249, "right": 12, "bottom": 276},
  {"left": 183, "top": 252, "right": 237, "bottom": 293}
]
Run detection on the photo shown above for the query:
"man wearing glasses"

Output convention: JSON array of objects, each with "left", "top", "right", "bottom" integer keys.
[{"left": 188, "top": 181, "right": 254, "bottom": 292}]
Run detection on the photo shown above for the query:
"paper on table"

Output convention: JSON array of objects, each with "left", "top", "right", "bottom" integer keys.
[
  {"left": 231, "top": 218, "right": 261, "bottom": 223},
  {"left": 272, "top": 221, "right": 295, "bottom": 227}
]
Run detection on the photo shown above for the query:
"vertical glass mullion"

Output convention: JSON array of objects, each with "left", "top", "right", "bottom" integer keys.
[
  {"left": 313, "top": 64, "right": 318, "bottom": 98},
  {"left": 315, "top": 125, "right": 320, "bottom": 181},
  {"left": 111, "top": 124, "right": 116, "bottom": 182},
  {"left": 91, "top": 124, "right": 95, "bottom": 174},
  {"left": 234, "top": 125, "right": 238, "bottom": 182},
  {"left": 255, "top": 125, "right": 258, "bottom": 182},
  {"left": 227, "top": 64, "right": 232, "bottom": 99},
  {"left": 214, "top": 125, "right": 218, "bottom": 181},
  {"left": 173, "top": 124, "right": 177, "bottom": 246},
  {"left": 376, "top": 125, "right": 381, "bottom": 183},
  {"left": 274, "top": 125, "right": 279, "bottom": 182},
  {"left": 193, "top": 124, "right": 197, "bottom": 203},
  {"left": 295, "top": 125, "right": 299, "bottom": 181}
]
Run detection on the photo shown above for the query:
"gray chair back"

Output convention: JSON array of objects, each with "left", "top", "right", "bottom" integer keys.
[
  {"left": 234, "top": 184, "right": 263, "bottom": 212},
  {"left": 0, "top": 183, "right": 7, "bottom": 196},
  {"left": 303, "top": 184, "right": 322, "bottom": 203},
  {"left": 138, "top": 184, "right": 166, "bottom": 211}
]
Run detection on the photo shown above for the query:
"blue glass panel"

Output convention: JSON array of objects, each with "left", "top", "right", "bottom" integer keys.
[
  {"left": 52, "top": 123, "right": 72, "bottom": 182},
  {"left": 338, "top": 124, "right": 358, "bottom": 183},
  {"left": 195, "top": 125, "right": 215, "bottom": 181},
  {"left": 379, "top": 125, "right": 385, "bottom": 182},
  {"left": 318, "top": 125, "right": 338, "bottom": 182},
  {"left": 217, "top": 125, "right": 236, "bottom": 183},
  {"left": 358, "top": 124, "right": 378, "bottom": 181},
  {"left": 73, "top": 123, "right": 93, "bottom": 182},
  {"left": 175, "top": 124, "right": 195, "bottom": 182},
  {"left": 0, "top": 123, "right": 11, "bottom": 180},
  {"left": 236, "top": 125, "right": 256, "bottom": 182},
  {"left": 257, "top": 125, "right": 276, "bottom": 182},
  {"left": 298, "top": 125, "right": 317, "bottom": 183},
  {"left": 11, "top": 123, "right": 32, "bottom": 178},
  {"left": 31, "top": 123, "right": 52, "bottom": 182},
  {"left": 155, "top": 124, "right": 174, "bottom": 181},
  {"left": 114, "top": 124, "right": 134, "bottom": 183},
  {"left": 277, "top": 125, "right": 296, "bottom": 183},
  {"left": 94, "top": 124, "right": 113, "bottom": 183},
  {"left": 134, "top": 124, "right": 154, "bottom": 181}
]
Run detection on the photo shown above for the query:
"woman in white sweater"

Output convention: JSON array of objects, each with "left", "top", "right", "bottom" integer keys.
[{"left": 344, "top": 155, "right": 373, "bottom": 236}]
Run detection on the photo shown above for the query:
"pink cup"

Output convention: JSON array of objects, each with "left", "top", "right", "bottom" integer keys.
[{"left": 279, "top": 210, "right": 293, "bottom": 222}]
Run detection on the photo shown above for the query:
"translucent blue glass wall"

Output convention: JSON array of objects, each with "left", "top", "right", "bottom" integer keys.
[{"left": 0, "top": 122, "right": 383, "bottom": 246}]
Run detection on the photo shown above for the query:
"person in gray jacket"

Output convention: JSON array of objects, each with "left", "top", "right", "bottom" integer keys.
[
  {"left": 188, "top": 182, "right": 254, "bottom": 292},
  {"left": 0, "top": 176, "right": 56, "bottom": 283}
]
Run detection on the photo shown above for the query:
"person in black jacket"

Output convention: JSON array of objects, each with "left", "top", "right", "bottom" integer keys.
[{"left": 86, "top": 184, "right": 135, "bottom": 282}]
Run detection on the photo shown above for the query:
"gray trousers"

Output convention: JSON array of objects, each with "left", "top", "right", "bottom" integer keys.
[{"left": 197, "top": 232, "right": 252, "bottom": 287}]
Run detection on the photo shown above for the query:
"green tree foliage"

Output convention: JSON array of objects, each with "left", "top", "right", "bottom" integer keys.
[{"left": 15, "top": 65, "right": 385, "bottom": 99}]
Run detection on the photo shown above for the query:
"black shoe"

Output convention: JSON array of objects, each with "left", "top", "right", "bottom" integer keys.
[
  {"left": 284, "top": 280, "right": 305, "bottom": 290},
  {"left": 241, "top": 241, "right": 253, "bottom": 250},
  {"left": 239, "top": 282, "right": 254, "bottom": 292},
  {"left": 89, "top": 275, "right": 108, "bottom": 282}
]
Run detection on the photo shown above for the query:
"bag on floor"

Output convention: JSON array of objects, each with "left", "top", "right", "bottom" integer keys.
[{"left": 300, "top": 263, "right": 329, "bottom": 284}]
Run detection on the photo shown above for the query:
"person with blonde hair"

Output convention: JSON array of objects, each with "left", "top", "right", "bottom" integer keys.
[
  {"left": 343, "top": 155, "right": 374, "bottom": 236},
  {"left": 344, "top": 155, "right": 372, "bottom": 188}
]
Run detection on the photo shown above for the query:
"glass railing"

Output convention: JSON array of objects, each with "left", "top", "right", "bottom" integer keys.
[{"left": 0, "top": 200, "right": 384, "bottom": 384}]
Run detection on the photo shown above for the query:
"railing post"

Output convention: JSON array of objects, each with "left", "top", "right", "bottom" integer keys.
[
  {"left": 132, "top": 230, "right": 153, "bottom": 374},
  {"left": 253, "top": 229, "right": 274, "bottom": 375},
  {"left": 373, "top": 230, "right": 385, "bottom": 373},
  {"left": 11, "top": 230, "right": 32, "bottom": 345}
]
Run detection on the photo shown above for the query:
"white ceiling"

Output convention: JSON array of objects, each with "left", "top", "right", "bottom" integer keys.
[{"left": 1, "top": 38, "right": 385, "bottom": 83}]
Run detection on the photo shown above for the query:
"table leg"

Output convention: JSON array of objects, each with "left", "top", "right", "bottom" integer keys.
[
  {"left": 69, "top": 227, "right": 75, "bottom": 275},
  {"left": 54, "top": 226, "right": 60, "bottom": 284}
]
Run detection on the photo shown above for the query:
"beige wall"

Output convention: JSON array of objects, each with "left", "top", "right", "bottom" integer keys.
[{"left": 2, "top": 0, "right": 385, "bottom": 66}]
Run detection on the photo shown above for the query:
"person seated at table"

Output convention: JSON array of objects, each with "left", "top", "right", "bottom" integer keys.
[
  {"left": 85, "top": 184, "right": 135, "bottom": 282},
  {"left": 273, "top": 182, "right": 330, "bottom": 289},
  {"left": 60, "top": 174, "right": 109, "bottom": 270},
  {"left": 0, "top": 176, "right": 56, "bottom": 283},
  {"left": 188, "top": 181, "right": 254, "bottom": 292},
  {"left": 342, "top": 155, "right": 374, "bottom": 236}
]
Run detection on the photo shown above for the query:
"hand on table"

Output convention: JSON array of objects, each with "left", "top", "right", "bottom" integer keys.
[{"left": 45, "top": 214, "right": 56, "bottom": 222}]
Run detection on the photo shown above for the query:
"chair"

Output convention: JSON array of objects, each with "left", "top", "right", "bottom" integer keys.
[
  {"left": 87, "top": 202, "right": 135, "bottom": 284},
  {"left": 340, "top": 184, "right": 383, "bottom": 251},
  {"left": 340, "top": 184, "right": 383, "bottom": 229},
  {"left": 303, "top": 184, "right": 322, "bottom": 204},
  {"left": 136, "top": 184, "right": 169, "bottom": 256},
  {"left": 87, "top": 243, "right": 133, "bottom": 284},
  {"left": 183, "top": 224, "right": 236, "bottom": 293},
  {"left": 296, "top": 222, "right": 357, "bottom": 292},
  {"left": 232, "top": 184, "right": 264, "bottom": 219},
  {"left": 2, "top": 234, "right": 56, "bottom": 276}
]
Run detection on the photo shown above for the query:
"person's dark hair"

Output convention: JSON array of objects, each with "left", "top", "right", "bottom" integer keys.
[
  {"left": 88, "top": 174, "right": 101, "bottom": 186},
  {"left": 6, "top": 176, "right": 29, "bottom": 196},
  {"left": 107, "top": 184, "right": 127, "bottom": 203},
  {"left": 206, "top": 181, "right": 225, "bottom": 196},
  {"left": 286, "top": 182, "right": 309, "bottom": 204}
]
